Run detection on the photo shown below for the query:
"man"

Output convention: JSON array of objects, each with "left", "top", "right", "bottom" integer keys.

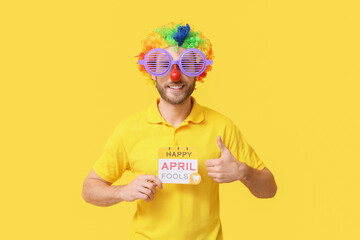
[{"left": 82, "top": 22, "right": 277, "bottom": 240}]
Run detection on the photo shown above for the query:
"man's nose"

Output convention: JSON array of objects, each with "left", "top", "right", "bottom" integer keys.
[{"left": 170, "top": 64, "right": 181, "bottom": 82}]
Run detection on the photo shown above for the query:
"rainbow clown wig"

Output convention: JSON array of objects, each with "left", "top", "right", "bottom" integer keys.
[{"left": 135, "top": 22, "right": 214, "bottom": 88}]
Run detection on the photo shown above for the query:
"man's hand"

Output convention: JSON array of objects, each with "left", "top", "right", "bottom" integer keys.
[
  {"left": 118, "top": 175, "right": 163, "bottom": 202},
  {"left": 205, "top": 136, "right": 248, "bottom": 183}
]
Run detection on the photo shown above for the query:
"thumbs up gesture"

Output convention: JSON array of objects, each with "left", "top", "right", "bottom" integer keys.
[{"left": 205, "top": 136, "right": 248, "bottom": 183}]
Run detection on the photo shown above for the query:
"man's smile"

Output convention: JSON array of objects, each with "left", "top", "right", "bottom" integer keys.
[{"left": 168, "top": 84, "right": 185, "bottom": 91}]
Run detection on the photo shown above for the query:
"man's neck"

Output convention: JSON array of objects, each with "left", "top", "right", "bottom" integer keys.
[{"left": 157, "top": 96, "right": 193, "bottom": 128}]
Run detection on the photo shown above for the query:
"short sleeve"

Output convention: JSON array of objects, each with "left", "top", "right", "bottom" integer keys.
[
  {"left": 226, "top": 121, "right": 265, "bottom": 170},
  {"left": 92, "top": 123, "right": 130, "bottom": 183}
]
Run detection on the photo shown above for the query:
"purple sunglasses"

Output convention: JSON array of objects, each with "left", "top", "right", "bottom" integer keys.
[{"left": 138, "top": 48, "right": 213, "bottom": 77}]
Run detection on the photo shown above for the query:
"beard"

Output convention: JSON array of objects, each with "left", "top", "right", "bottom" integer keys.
[{"left": 155, "top": 79, "right": 195, "bottom": 105}]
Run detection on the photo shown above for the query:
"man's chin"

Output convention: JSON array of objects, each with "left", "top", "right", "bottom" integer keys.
[
  {"left": 156, "top": 83, "right": 195, "bottom": 105},
  {"left": 164, "top": 95, "right": 188, "bottom": 105}
]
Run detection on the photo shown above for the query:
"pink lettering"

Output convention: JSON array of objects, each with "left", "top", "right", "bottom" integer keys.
[
  {"left": 161, "top": 162, "right": 169, "bottom": 170},
  {"left": 170, "top": 162, "right": 177, "bottom": 170}
]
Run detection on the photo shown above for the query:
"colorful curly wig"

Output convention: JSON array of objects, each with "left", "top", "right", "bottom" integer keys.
[{"left": 135, "top": 22, "right": 214, "bottom": 88}]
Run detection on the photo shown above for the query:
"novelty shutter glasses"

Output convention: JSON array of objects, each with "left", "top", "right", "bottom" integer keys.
[{"left": 138, "top": 48, "right": 213, "bottom": 77}]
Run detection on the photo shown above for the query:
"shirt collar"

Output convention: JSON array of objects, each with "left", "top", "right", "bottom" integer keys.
[{"left": 146, "top": 96, "right": 204, "bottom": 125}]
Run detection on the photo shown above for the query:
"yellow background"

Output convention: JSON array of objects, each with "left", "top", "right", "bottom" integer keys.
[{"left": 1, "top": 0, "right": 359, "bottom": 239}]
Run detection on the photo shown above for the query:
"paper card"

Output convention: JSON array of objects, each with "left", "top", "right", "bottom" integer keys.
[{"left": 158, "top": 147, "right": 201, "bottom": 184}]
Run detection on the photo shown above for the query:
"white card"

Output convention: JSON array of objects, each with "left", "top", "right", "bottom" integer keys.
[{"left": 158, "top": 147, "right": 201, "bottom": 184}]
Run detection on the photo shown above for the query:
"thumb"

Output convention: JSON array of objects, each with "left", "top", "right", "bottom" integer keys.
[{"left": 217, "top": 135, "right": 228, "bottom": 154}]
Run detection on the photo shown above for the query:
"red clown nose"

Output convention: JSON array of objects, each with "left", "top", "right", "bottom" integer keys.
[{"left": 170, "top": 64, "right": 181, "bottom": 82}]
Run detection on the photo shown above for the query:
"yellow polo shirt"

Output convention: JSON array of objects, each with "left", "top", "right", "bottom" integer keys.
[{"left": 93, "top": 96, "right": 265, "bottom": 240}]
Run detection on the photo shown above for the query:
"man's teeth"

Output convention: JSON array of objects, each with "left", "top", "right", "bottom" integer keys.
[{"left": 169, "top": 85, "right": 183, "bottom": 89}]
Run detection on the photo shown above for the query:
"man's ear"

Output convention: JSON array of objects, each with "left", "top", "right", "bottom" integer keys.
[{"left": 151, "top": 75, "right": 156, "bottom": 81}]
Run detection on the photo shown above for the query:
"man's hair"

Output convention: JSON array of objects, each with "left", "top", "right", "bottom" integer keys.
[{"left": 136, "top": 21, "right": 214, "bottom": 87}]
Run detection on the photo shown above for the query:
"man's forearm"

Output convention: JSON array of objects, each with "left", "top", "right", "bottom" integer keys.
[
  {"left": 240, "top": 166, "right": 277, "bottom": 198},
  {"left": 82, "top": 179, "right": 123, "bottom": 207}
]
